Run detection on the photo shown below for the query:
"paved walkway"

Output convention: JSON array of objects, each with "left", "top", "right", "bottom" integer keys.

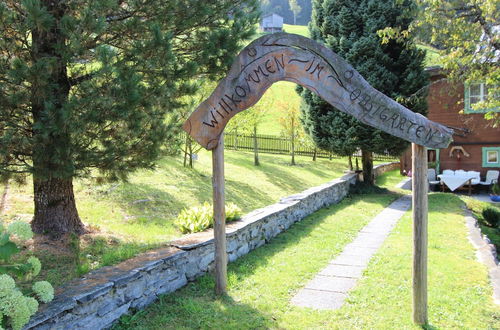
[{"left": 291, "top": 195, "right": 412, "bottom": 310}]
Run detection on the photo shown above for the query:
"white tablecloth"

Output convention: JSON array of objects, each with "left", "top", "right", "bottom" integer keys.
[{"left": 437, "top": 174, "right": 474, "bottom": 191}]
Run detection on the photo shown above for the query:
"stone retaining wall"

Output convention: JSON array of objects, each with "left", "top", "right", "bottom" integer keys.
[
  {"left": 373, "top": 161, "right": 399, "bottom": 178},
  {"left": 26, "top": 163, "right": 397, "bottom": 329}
]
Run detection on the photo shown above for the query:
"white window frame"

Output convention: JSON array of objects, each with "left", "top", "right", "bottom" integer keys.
[{"left": 464, "top": 82, "right": 498, "bottom": 113}]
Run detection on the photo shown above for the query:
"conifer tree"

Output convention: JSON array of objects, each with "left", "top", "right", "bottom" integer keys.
[
  {"left": 301, "top": 0, "right": 428, "bottom": 184},
  {"left": 0, "top": 0, "right": 258, "bottom": 236}
]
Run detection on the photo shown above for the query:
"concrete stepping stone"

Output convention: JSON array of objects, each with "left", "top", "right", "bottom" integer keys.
[
  {"left": 291, "top": 195, "right": 411, "bottom": 310},
  {"left": 319, "top": 264, "right": 364, "bottom": 278},
  {"left": 291, "top": 289, "right": 347, "bottom": 310}
]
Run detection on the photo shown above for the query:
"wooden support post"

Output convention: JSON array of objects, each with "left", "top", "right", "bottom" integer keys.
[
  {"left": 412, "top": 143, "right": 428, "bottom": 325},
  {"left": 212, "top": 133, "right": 227, "bottom": 295}
]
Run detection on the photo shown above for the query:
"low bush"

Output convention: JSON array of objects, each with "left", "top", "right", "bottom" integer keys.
[
  {"left": 176, "top": 202, "right": 242, "bottom": 234},
  {"left": 226, "top": 203, "right": 243, "bottom": 221},
  {"left": 0, "top": 222, "right": 54, "bottom": 330},
  {"left": 482, "top": 207, "right": 500, "bottom": 227},
  {"left": 492, "top": 182, "right": 500, "bottom": 195}
]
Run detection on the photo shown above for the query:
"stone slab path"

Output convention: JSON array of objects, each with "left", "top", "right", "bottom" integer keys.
[{"left": 291, "top": 195, "right": 412, "bottom": 310}]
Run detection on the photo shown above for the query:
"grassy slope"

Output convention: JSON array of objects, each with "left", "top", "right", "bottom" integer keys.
[
  {"left": 257, "top": 81, "right": 301, "bottom": 136},
  {"left": 5, "top": 151, "right": 366, "bottom": 286},
  {"left": 282, "top": 24, "right": 309, "bottom": 37},
  {"left": 5, "top": 151, "right": 353, "bottom": 243},
  {"left": 116, "top": 170, "right": 499, "bottom": 329}
]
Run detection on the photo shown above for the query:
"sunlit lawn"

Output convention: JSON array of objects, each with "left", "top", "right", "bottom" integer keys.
[
  {"left": 115, "top": 170, "right": 499, "bottom": 329},
  {"left": 3, "top": 151, "right": 371, "bottom": 286}
]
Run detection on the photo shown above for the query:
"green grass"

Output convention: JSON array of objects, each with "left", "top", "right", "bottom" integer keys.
[
  {"left": 375, "top": 168, "right": 406, "bottom": 190},
  {"left": 3, "top": 151, "right": 366, "bottom": 286},
  {"left": 257, "top": 81, "right": 302, "bottom": 135},
  {"left": 115, "top": 187, "right": 499, "bottom": 329},
  {"left": 282, "top": 24, "right": 309, "bottom": 37},
  {"left": 461, "top": 196, "right": 500, "bottom": 254},
  {"left": 4, "top": 151, "right": 354, "bottom": 243},
  {"left": 417, "top": 44, "right": 442, "bottom": 67}
]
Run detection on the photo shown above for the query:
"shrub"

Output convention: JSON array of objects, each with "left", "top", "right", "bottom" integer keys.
[
  {"left": 225, "top": 203, "right": 243, "bottom": 221},
  {"left": 482, "top": 207, "right": 500, "bottom": 227},
  {"left": 176, "top": 202, "right": 243, "bottom": 234},
  {"left": 0, "top": 222, "right": 54, "bottom": 330},
  {"left": 177, "top": 202, "right": 213, "bottom": 234},
  {"left": 492, "top": 182, "right": 500, "bottom": 195}
]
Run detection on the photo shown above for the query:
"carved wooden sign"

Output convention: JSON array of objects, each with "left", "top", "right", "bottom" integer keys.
[{"left": 183, "top": 33, "right": 453, "bottom": 150}]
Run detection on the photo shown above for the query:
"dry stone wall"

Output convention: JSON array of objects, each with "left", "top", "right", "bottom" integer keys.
[{"left": 26, "top": 163, "right": 397, "bottom": 329}]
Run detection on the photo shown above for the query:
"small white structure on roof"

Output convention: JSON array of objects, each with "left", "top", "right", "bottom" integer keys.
[{"left": 260, "top": 13, "right": 283, "bottom": 33}]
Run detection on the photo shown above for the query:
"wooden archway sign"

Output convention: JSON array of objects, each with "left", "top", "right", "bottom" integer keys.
[{"left": 183, "top": 33, "right": 453, "bottom": 325}]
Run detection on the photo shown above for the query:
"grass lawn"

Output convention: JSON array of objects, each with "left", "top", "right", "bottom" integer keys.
[
  {"left": 417, "top": 44, "right": 442, "bottom": 67},
  {"left": 282, "top": 24, "right": 309, "bottom": 37},
  {"left": 3, "top": 151, "right": 365, "bottom": 286},
  {"left": 115, "top": 171, "right": 499, "bottom": 329},
  {"left": 460, "top": 196, "right": 500, "bottom": 254},
  {"left": 258, "top": 81, "right": 302, "bottom": 135}
]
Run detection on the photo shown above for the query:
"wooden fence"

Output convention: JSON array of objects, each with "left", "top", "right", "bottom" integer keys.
[{"left": 222, "top": 133, "right": 398, "bottom": 162}]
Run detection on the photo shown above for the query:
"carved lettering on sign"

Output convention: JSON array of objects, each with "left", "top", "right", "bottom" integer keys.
[{"left": 184, "top": 33, "right": 453, "bottom": 150}]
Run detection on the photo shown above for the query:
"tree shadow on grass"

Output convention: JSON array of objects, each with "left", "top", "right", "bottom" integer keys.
[
  {"left": 260, "top": 162, "right": 321, "bottom": 192},
  {"left": 105, "top": 182, "right": 196, "bottom": 225},
  {"left": 114, "top": 193, "right": 398, "bottom": 329},
  {"left": 95, "top": 170, "right": 275, "bottom": 234},
  {"left": 225, "top": 179, "right": 277, "bottom": 212},
  {"left": 114, "top": 283, "right": 273, "bottom": 329},
  {"left": 227, "top": 193, "right": 397, "bottom": 281}
]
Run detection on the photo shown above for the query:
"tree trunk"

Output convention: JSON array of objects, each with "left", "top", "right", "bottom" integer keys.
[
  {"left": 312, "top": 148, "right": 317, "bottom": 161},
  {"left": 361, "top": 149, "right": 374, "bottom": 185},
  {"left": 234, "top": 129, "right": 238, "bottom": 150},
  {"left": 30, "top": 1, "right": 85, "bottom": 237},
  {"left": 0, "top": 181, "right": 9, "bottom": 215},
  {"left": 183, "top": 134, "right": 189, "bottom": 167},
  {"left": 253, "top": 125, "right": 260, "bottom": 166},
  {"left": 348, "top": 155, "right": 353, "bottom": 171},
  {"left": 291, "top": 132, "right": 296, "bottom": 166},
  {"left": 188, "top": 139, "right": 194, "bottom": 168},
  {"left": 32, "top": 177, "right": 85, "bottom": 237}
]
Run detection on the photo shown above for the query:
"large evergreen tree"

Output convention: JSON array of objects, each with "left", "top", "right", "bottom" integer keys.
[
  {"left": 0, "top": 0, "right": 259, "bottom": 236},
  {"left": 300, "top": 0, "right": 428, "bottom": 184}
]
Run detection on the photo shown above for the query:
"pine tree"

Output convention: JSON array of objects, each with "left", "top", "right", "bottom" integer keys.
[
  {"left": 0, "top": 0, "right": 259, "bottom": 237},
  {"left": 301, "top": 0, "right": 428, "bottom": 184}
]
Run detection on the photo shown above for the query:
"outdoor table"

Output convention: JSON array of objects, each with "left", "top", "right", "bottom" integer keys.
[{"left": 437, "top": 174, "right": 475, "bottom": 194}]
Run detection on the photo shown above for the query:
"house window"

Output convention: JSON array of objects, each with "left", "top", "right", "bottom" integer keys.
[
  {"left": 465, "top": 83, "right": 499, "bottom": 113},
  {"left": 482, "top": 147, "right": 500, "bottom": 167}
]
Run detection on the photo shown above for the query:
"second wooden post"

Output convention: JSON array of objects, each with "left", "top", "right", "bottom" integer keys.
[
  {"left": 412, "top": 143, "right": 428, "bottom": 325},
  {"left": 212, "top": 133, "right": 227, "bottom": 295}
]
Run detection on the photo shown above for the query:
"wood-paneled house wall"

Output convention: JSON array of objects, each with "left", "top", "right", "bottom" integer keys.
[{"left": 400, "top": 67, "right": 499, "bottom": 177}]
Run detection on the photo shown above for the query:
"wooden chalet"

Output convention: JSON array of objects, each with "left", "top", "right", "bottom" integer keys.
[
  {"left": 401, "top": 66, "right": 500, "bottom": 178},
  {"left": 259, "top": 13, "right": 284, "bottom": 33}
]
